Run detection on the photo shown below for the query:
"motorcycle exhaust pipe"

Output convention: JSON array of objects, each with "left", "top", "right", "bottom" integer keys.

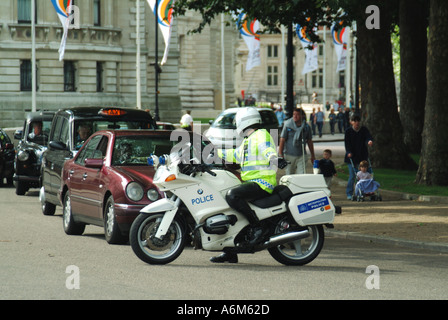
[{"left": 259, "top": 230, "right": 310, "bottom": 250}]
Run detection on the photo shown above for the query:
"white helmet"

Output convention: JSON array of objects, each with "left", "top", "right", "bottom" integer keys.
[{"left": 235, "top": 107, "right": 262, "bottom": 135}]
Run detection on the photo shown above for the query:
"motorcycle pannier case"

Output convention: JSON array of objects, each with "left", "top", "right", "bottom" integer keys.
[{"left": 288, "top": 191, "right": 335, "bottom": 226}]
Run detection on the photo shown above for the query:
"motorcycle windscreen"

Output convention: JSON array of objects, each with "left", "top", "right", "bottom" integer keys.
[{"left": 288, "top": 191, "right": 335, "bottom": 226}]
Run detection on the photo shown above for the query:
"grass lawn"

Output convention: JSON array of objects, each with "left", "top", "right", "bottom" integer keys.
[{"left": 336, "top": 156, "right": 448, "bottom": 197}]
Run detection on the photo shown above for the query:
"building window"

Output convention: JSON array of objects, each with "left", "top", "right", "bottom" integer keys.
[
  {"left": 312, "top": 68, "right": 323, "bottom": 89},
  {"left": 267, "top": 65, "right": 278, "bottom": 86},
  {"left": 20, "top": 60, "right": 32, "bottom": 91},
  {"left": 18, "top": 0, "right": 36, "bottom": 23},
  {"left": 267, "top": 45, "right": 278, "bottom": 58},
  {"left": 96, "top": 62, "right": 104, "bottom": 92},
  {"left": 64, "top": 61, "right": 76, "bottom": 92},
  {"left": 94, "top": 0, "right": 101, "bottom": 26},
  {"left": 339, "top": 71, "right": 345, "bottom": 88}
]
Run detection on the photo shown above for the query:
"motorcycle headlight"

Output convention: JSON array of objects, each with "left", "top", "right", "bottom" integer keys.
[
  {"left": 18, "top": 151, "right": 30, "bottom": 162},
  {"left": 126, "top": 182, "right": 144, "bottom": 202},
  {"left": 147, "top": 188, "right": 159, "bottom": 202}
]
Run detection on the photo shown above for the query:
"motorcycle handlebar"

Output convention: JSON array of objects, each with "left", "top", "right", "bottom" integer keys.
[{"left": 183, "top": 163, "right": 217, "bottom": 177}]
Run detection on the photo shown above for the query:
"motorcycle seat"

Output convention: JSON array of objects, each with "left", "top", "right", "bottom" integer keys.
[{"left": 250, "top": 185, "right": 292, "bottom": 209}]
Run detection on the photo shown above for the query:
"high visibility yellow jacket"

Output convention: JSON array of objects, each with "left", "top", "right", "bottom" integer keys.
[{"left": 218, "top": 129, "right": 278, "bottom": 193}]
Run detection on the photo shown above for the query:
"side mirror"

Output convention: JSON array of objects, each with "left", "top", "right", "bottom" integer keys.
[
  {"left": 85, "top": 158, "right": 103, "bottom": 169},
  {"left": 49, "top": 141, "right": 68, "bottom": 151},
  {"left": 14, "top": 130, "right": 23, "bottom": 140}
]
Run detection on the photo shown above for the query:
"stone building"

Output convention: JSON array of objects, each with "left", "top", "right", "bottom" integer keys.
[
  {"left": 0, "top": 0, "right": 183, "bottom": 127},
  {"left": 0, "top": 1, "right": 351, "bottom": 127},
  {"left": 235, "top": 27, "right": 354, "bottom": 111}
]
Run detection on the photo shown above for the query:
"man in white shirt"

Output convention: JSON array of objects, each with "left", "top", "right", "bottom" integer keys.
[{"left": 180, "top": 110, "right": 193, "bottom": 131}]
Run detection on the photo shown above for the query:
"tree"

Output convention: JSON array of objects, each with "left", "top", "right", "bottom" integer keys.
[
  {"left": 352, "top": 0, "right": 417, "bottom": 170},
  {"left": 399, "top": 0, "right": 428, "bottom": 153},
  {"left": 415, "top": 0, "right": 448, "bottom": 186},
  {"left": 172, "top": 0, "right": 424, "bottom": 172}
]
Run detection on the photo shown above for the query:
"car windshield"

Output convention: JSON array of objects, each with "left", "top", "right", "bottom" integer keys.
[
  {"left": 74, "top": 120, "right": 152, "bottom": 150},
  {"left": 27, "top": 120, "right": 53, "bottom": 146},
  {"left": 211, "top": 112, "right": 236, "bottom": 129},
  {"left": 259, "top": 110, "right": 279, "bottom": 126},
  {"left": 112, "top": 135, "right": 175, "bottom": 166},
  {"left": 211, "top": 110, "right": 278, "bottom": 129}
]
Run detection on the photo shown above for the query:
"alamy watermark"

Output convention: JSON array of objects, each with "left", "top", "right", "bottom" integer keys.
[
  {"left": 67, "top": 5, "right": 81, "bottom": 29},
  {"left": 365, "top": 265, "right": 380, "bottom": 290},
  {"left": 66, "top": 265, "right": 80, "bottom": 290},
  {"left": 167, "top": 122, "right": 281, "bottom": 168},
  {"left": 366, "top": 5, "right": 380, "bottom": 30}
]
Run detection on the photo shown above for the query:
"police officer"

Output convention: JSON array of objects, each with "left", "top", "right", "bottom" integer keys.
[{"left": 210, "top": 107, "right": 287, "bottom": 263}]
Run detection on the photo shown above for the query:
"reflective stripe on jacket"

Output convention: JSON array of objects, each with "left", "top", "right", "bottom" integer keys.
[{"left": 218, "top": 129, "right": 278, "bottom": 193}]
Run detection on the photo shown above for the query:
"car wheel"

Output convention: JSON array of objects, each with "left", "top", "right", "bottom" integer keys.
[
  {"left": 39, "top": 186, "right": 56, "bottom": 216},
  {"left": 16, "top": 181, "right": 28, "bottom": 196},
  {"left": 104, "top": 195, "right": 127, "bottom": 244},
  {"left": 62, "top": 191, "right": 85, "bottom": 235}
]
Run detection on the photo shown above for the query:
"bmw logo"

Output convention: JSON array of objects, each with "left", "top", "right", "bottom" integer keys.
[{"left": 197, "top": 189, "right": 204, "bottom": 195}]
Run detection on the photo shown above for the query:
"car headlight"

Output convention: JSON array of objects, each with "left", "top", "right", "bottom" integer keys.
[
  {"left": 17, "top": 151, "right": 30, "bottom": 162},
  {"left": 126, "top": 182, "right": 144, "bottom": 201},
  {"left": 147, "top": 188, "right": 159, "bottom": 202}
]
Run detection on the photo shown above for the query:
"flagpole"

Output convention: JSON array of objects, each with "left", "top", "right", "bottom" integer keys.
[
  {"left": 221, "top": 13, "right": 225, "bottom": 111},
  {"left": 154, "top": 0, "right": 160, "bottom": 121},
  {"left": 345, "top": 28, "right": 351, "bottom": 110},
  {"left": 322, "top": 26, "right": 326, "bottom": 112},
  {"left": 281, "top": 25, "right": 285, "bottom": 108},
  {"left": 136, "top": 0, "right": 142, "bottom": 109},
  {"left": 31, "top": 0, "right": 36, "bottom": 112}
]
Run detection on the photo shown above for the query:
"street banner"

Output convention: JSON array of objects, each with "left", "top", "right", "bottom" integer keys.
[
  {"left": 147, "top": 0, "right": 175, "bottom": 65},
  {"left": 332, "top": 21, "right": 349, "bottom": 73},
  {"left": 51, "top": 0, "right": 73, "bottom": 61},
  {"left": 296, "top": 24, "right": 318, "bottom": 75},
  {"left": 237, "top": 13, "right": 260, "bottom": 71}
]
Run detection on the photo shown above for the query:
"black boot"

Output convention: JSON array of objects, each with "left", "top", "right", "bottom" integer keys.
[
  {"left": 246, "top": 225, "right": 264, "bottom": 246},
  {"left": 210, "top": 252, "right": 238, "bottom": 263}
]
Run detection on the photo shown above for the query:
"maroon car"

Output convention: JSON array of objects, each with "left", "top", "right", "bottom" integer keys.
[{"left": 60, "top": 130, "right": 175, "bottom": 244}]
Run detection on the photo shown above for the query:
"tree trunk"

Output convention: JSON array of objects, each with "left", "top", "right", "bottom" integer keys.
[
  {"left": 399, "top": 0, "right": 428, "bottom": 153},
  {"left": 415, "top": 0, "right": 448, "bottom": 186},
  {"left": 356, "top": 1, "right": 417, "bottom": 170}
]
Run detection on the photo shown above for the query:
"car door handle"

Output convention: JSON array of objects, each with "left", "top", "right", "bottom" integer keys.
[{"left": 83, "top": 173, "right": 88, "bottom": 179}]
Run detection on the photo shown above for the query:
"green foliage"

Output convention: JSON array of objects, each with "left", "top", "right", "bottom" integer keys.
[{"left": 172, "top": 0, "right": 342, "bottom": 37}]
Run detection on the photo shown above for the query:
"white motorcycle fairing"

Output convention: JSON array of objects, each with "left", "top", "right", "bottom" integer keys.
[
  {"left": 138, "top": 160, "right": 336, "bottom": 251},
  {"left": 130, "top": 158, "right": 342, "bottom": 266},
  {"left": 288, "top": 191, "right": 335, "bottom": 226}
]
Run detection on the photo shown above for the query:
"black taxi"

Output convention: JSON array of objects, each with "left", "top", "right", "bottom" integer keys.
[
  {"left": 40, "top": 106, "right": 157, "bottom": 215},
  {"left": 0, "top": 128, "right": 15, "bottom": 186},
  {"left": 14, "top": 111, "right": 55, "bottom": 195}
]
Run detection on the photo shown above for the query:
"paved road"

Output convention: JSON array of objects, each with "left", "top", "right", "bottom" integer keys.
[{"left": 1, "top": 186, "right": 447, "bottom": 300}]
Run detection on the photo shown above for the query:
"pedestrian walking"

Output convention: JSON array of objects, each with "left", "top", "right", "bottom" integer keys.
[
  {"left": 278, "top": 107, "right": 316, "bottom": 175},
  {"left": 344, "top": 114, "right": 373, "bottom": 200},
  {"left": 316, "top": 107, "right": 324, "bottom": 138},
  {"left": 328, "top": 108, "right": 337, "bottom": 135}
]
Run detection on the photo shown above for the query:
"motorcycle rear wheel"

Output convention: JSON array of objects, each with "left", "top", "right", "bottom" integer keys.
[
  {"left": 268, "top": 225, "right": 325, "bottom": 266},
  {"left": 130, "top": 213, "right": 186, "bottom": 265}
]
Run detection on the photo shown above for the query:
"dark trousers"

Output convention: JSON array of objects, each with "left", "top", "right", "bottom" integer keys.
[{"left": 226, "top": 182, "right": 270, "bottom": 224}]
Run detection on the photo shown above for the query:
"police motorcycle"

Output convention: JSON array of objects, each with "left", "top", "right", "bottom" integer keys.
[{"left": 129, "top": 149, "right": 341, "bottom": 266}]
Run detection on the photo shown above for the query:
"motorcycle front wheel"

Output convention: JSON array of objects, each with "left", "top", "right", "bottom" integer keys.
[
  {"left": 268, "top": 225, "right": 325, "bottom": 266},
  {"left": 130, "top": 213, "right": 186, "bottom": 265}
]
